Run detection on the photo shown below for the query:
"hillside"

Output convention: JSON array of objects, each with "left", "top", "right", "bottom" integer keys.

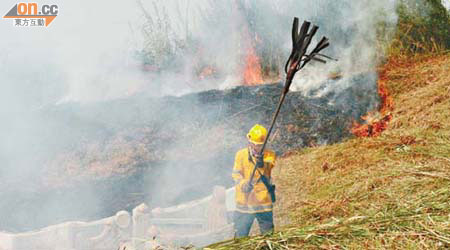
[{"left": 209, "top": 54, "right": 450, "bottom": 249}]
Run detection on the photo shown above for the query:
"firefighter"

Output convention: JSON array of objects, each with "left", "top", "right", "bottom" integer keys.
[{"left": 232, "top": 124, "right": 276, "bottom": 237}]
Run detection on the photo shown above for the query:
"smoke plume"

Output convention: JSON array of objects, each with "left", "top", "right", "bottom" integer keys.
[{"left": 0, "top": 0, "right": 400, "bottom": 233}]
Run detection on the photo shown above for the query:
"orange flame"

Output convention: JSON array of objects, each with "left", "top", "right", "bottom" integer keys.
[
  {"left": 351, "top": 77, "right": 394, "bottom": 137},
  {"left": 243, "top": 45, "right": 264, "bottom": 85},
  {"left": 198, "top": 66, "right": 216, "bottom": 80},
  {"left": 378, "top": 79, "right": 394, "bottom": 114},
  {"left": 351, "top": 113, "right": 392, "bottom": 137}
]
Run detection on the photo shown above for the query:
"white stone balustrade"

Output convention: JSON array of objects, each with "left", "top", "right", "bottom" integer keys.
[{"left": 0, "top": 186, "right": 236, "bottom": 250}]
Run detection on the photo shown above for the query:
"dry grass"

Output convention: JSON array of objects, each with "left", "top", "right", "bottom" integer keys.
[{"left": 208, "top": 53, "right": 450, "bottom": 249}]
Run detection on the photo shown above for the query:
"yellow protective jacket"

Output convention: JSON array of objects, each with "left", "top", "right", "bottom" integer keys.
[{"left": 232, "top": 147, "right": 276, "bottom": 213}]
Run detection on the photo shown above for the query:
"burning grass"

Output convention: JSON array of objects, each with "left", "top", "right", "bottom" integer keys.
[
  {"left": 208, "top": 53, "right": 450, "bottom": 249},
  {"left": 350, "top": 59, "right": 394, "bottom": 138},
  {"left": 243, "top": 45, "right": 264, "bottom": 85}
]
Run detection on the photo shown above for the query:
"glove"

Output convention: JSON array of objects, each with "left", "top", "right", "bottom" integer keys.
[{"left": 241, "top": 181, "right": 253, "bottom": 193}]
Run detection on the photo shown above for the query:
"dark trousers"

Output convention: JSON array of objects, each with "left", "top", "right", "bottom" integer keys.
[{"left": 233, "top": 211, "right": 274, "bottom": 237}]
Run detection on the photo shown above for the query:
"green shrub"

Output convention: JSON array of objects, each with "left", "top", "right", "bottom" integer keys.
[{"left": 392, "top": 0, "right": 450, "bottom": 54}]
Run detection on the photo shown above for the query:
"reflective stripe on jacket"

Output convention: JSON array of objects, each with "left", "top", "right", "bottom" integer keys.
[{"left": 232, "top": 147, "right": 276, "bottom": 213}]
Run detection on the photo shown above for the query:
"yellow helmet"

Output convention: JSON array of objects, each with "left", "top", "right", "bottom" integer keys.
[{"left": 247, "top": 124, "right": 268, "bottom": 145}]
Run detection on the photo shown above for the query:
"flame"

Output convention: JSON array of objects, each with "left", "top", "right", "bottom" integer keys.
[
  {"left": 378, "top": 79, "right": 394, "bottom": 114},
  {"left": 228, "top": 0, "right": 264, "bottom": 86},
  {"left": 351, "top": 112, "right": 392, "bottom": 137},
  {"left": 351, "top": 76, "right": 394, "bottom": 137},
  {"left": 243, "top": 45, "right": 264, "bottom": 85},
  {"left": 198, "top": 66, "right": 216, "bottom": 80}
]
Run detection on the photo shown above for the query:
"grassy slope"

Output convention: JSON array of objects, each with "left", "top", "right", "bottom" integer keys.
[{"left": 209, "top": 54, "right": 450, "bottom": 249}]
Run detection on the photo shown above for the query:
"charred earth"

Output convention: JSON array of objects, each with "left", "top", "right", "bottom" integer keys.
[{"left": 0, "top": 72, "right": 379, "bottom": 232}]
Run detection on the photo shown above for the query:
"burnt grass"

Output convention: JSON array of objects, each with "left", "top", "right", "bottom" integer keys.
[
  {"left": 0, "top": 72, "right": 379, "bottom": 232},
  {"left": 209, "top": 53, "right": 450, "bottom": 250}
]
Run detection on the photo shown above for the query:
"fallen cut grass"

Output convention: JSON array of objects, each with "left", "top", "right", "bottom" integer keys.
[{"left": 208, "top": 53, "right": 450, "bottom": 249}]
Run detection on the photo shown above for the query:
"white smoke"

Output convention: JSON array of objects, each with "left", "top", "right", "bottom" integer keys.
[
  {"left": 0, "top": 0, "right": 401, "bottom": 233},
  {"left": 443, "top": 0, "right": 450, "bottom": 10},
  {"left": 1, "top": 0, "right": 146, "bottom": 104},
  {"left": 0, "top": 0, "right": 146, "bottom": 231},
  {"left": 281, "top": 0, "right": 398, "bottom": 94},
  {"left": 1, "top": 0, "right": 399, "bottom": 104},
  {"left": 134, "top": 0, "right": 399, "bottom": 96}
]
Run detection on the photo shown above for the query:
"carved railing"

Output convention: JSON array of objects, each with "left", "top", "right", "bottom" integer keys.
[{"left": 0, "top": 186, "right": 236, "bottom": 250}]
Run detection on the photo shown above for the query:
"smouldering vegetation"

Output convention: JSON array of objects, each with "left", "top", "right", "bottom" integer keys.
[
  {"left": 208, "top": 2, "right": 450, "bottom": 248},
  {"left": 208, "top": 51, "right": 450, "bottom": 250}
]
